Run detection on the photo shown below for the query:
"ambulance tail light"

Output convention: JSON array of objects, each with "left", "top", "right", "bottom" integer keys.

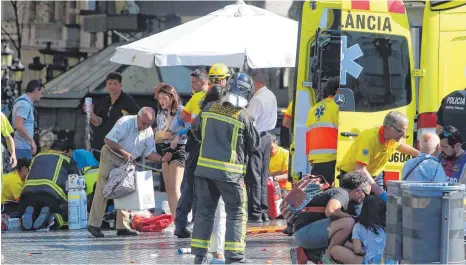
[{"left": 416, "top": 112, "right": 438, "bottom": 148}]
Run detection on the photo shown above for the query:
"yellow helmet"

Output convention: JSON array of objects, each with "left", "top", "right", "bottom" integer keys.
[{"left": 208, "top": 63, "right": 231, "bottom": 80}]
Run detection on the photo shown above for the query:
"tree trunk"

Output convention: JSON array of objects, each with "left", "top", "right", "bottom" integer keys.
[{"left": 11, "top": 0, "right": 22, "bottom": 59}]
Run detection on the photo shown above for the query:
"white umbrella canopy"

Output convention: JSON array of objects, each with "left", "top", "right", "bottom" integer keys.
[{"left": 110, "top": 0, "right": 298, "bottom": 68}]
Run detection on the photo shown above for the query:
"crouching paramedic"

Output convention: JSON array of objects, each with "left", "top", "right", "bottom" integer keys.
[
  {"left": 18, "top": 141, "right": 80, "bottom": 230},
  {"left": 337, "top": 111, "right": 419, "bottom": 198},
  {"left": 190, "top": 72, "right": 260, "bottom": 264},
  {"left": 305, "top": 76, "right": 340, "bottom": 185},
  {"left": 294, "top": 171, "right": 370, "bottom": 263}
]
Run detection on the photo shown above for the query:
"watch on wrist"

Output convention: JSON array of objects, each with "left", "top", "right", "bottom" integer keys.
[{"left": 273, "top": 176, "right": 277, "bottom": 181}]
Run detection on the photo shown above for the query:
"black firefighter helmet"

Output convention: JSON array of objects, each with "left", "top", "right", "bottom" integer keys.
[{"left": 222, "top": 72, "right": 254, "bottom": 108}]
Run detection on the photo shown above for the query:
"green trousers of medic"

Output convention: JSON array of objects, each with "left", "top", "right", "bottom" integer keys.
[{"left": 190, "top": 102, "right": 259, "bottom": 263}]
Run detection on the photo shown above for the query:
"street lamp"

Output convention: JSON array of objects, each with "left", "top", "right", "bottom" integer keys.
[
  {"left": 28, "top": 56, "right": 46, "bottom": 81},
  {"left": 10, "top": 58, "right": 25, "bottom": 95},
  {"left": 1, "top": 42, "right": 14, "bottom": 67},
  {"left": 10, "top": 58, "right": 25, "bottom": 82},
  {"left": 66, "top": 49, "right": 87, "bottom": 68},
  {"left": 38, "top": 41, "right": 54, "bottom": 66},
  {"left": 49, "top": 56, "right": 67, "bottom": 80}
]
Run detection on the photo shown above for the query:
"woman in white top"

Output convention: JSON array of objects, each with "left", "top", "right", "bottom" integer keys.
[{"left": 154, "top": 84, "right": 189, "bottom": 222}]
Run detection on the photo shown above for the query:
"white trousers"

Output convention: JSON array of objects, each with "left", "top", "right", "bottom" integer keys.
[{"left": 208, "top": 196, "right": 226, "bottom": 254}]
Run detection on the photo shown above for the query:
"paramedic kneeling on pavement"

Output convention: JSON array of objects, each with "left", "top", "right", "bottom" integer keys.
[
  {"left": 294, "top": 171, "right": 370, "bottom": 261},
  {"left": 337, "top": 111, "right": 419, "bottom": 197},
  {"left": 88, "top": 107, "right": 172, "bottom": 238}
]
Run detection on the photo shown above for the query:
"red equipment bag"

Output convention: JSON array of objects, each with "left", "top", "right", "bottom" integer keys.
[
  {"left": 132, "top": 214, "right": 173, "bottom": 232},
  {"left": 267, "top": 177, "right": 283, "bottom": 219}
]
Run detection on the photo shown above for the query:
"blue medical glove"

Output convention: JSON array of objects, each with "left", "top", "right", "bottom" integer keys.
[
  {"left": 379, "top": 191, "right": 387, "bottom": 203},
  {"left": 178, "top": 128, "right": 189, "bottom": 136}
]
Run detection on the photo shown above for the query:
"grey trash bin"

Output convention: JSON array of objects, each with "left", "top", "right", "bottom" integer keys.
[
  {"left": 401, "top": 182, "right": 465, "bottom": 264},
  {"left": 385, "top": 181, "right": 404, "bottom": 261}
]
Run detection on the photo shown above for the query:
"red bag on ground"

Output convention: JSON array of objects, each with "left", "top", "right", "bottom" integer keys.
[
  {"left": 267, "top": 177, "right": 283, "bottom": 219},
  {"left": 132, "top": 214, "right": 173, "bottom": 232}
]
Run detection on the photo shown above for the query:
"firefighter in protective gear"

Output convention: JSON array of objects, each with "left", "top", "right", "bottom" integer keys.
[
  {"left": 305, "top": 76, "right": 340, "bottom": 185},
  {"left": 18, "top": 141, "right": 80, "bottom": 230},
  {"left": 190, "top": 72, "right": 260, "bottom": 264},
  {"left": 208, "top": 63, "right": 231, "bottom": 88},
  {"left": 175, "top": 66, "right": 231, "bottom": 239}
]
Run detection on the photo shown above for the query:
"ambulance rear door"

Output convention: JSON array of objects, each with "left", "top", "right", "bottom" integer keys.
[
  {"left": 334, "top": 1, "right": 417, "bottom": 183},
  {"left": 290, "top": 1, "right": 341, "bottom": 177}
]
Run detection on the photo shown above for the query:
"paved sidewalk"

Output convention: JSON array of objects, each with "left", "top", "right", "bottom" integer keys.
[{"left": 1, "top": 223, "right": 294, "bottom": 264}]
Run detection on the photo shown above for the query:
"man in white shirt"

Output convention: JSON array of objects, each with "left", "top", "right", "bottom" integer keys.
[
  {"left": 88, "top": 107, "right": 172, "bottom": 238},
  {"left": 246, "top": 69, "right": 278, "bottom": 222}
]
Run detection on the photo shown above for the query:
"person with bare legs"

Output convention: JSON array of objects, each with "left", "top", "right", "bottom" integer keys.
[
  {"left": 293, "top": 171, "right": 370, "bottom": 263},
  {"left": 330, "top": 195, "right": 387, "bottom": 264},
  {"left": 154, "top": 84, "right": 190, "bottom": 232}
]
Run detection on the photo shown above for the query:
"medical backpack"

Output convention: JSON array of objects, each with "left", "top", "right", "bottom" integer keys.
[{"left": 279, "top": 175, "right": 331, "bottom": 224}]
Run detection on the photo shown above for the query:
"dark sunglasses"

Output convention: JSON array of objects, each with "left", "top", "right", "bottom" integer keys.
[
  {"left": 439, "top": 129, "right": 456, "bottom": 140},
  {"left": 390, "top": 124, "right": 409, "bottom": 138},
  {"left": 159, "top": 86, "right": 174, "bottom": 96},
  {"left": 359, "top": 188, "right": 369, "bottom": 196}
]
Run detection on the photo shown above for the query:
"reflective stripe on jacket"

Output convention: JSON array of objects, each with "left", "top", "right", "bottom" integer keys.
[
  {"left": 305, "top": 97, "right": 339, "bottom": 163},
  {"left": 21, "top": 151, "right": 80, "bottom": 203},
  {"left": 192, "top": 102, "right": 260, "bottom": 183}
]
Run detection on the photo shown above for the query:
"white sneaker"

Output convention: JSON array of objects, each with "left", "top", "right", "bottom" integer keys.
[{"left": 162, "top": 222, "right": 175, "bottom": 234}]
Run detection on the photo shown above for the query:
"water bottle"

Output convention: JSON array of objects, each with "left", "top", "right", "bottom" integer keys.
[
  {"left": 67, "top": 174, "right": 81, "bottom": 230},
  {"left": 85, "top": 97, "right": 92, "bottom": 114},
  {"left": 78, "top": 176, "right": 88, "bottom": 229},
  {"left": 177, "top": 248, "right": 191, "bottom": 254}
]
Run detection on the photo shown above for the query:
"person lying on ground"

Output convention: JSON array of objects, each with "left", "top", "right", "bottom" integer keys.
[
  {"left": 293, "top": 170, "right": 370, "bottom": 263},
  {"left": 330, "top": 195, "right": 387, "bottom": 264},
  {"left": 1, "top": 158, "right": 30, "bottom": 218}
]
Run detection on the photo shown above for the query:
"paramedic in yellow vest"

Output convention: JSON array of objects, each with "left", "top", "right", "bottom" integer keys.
[
  {"left": 1, "top": 112, "right": 17, "bottom": 171},
  {"left": 1, "top": 158, "right": 30, "bottom": 217},
  {"left": 337, "top": 111, "right": 420, "bottom": 196},
  {"left": 305, "top": 77, "right": 340, "bottom": 185},
  {"left": 269, "top": 134, "right": 291, "bottom": 194},
  {"left": 174, "top": 66, "right": 231, "bottom": 238}
]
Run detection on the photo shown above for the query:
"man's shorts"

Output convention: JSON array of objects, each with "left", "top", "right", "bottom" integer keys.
[{"left": 294, "top": 218, "right": 332, "bottom": 250}]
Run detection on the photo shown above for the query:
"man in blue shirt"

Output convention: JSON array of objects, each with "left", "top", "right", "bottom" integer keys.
[
  {"left": 11, "top": 80, "right": 44, "bottom": 159},
  {"left": 402, "top": 132, "right": 447, "bottom": 182}
]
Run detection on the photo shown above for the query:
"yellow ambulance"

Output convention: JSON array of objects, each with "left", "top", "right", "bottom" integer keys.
[{"left": 289, "top": 0, "right": 466, "bottom": 183}]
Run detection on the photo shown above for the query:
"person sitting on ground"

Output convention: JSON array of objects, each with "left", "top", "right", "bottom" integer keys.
[
  {"left": 18, "top": 140, "right": 80, "bottom": 231},
  {"left": 1, "top": 158, "right": 31, "bottom": 218},
  {"left": 330, "top": 195, "right": 387, "bottom": 264},
  {"left": 293, "top": 170, "right": 370, "bottom": 263},
  {"left": 402, "top": 132, "right": 447, "bottom": 182}
]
